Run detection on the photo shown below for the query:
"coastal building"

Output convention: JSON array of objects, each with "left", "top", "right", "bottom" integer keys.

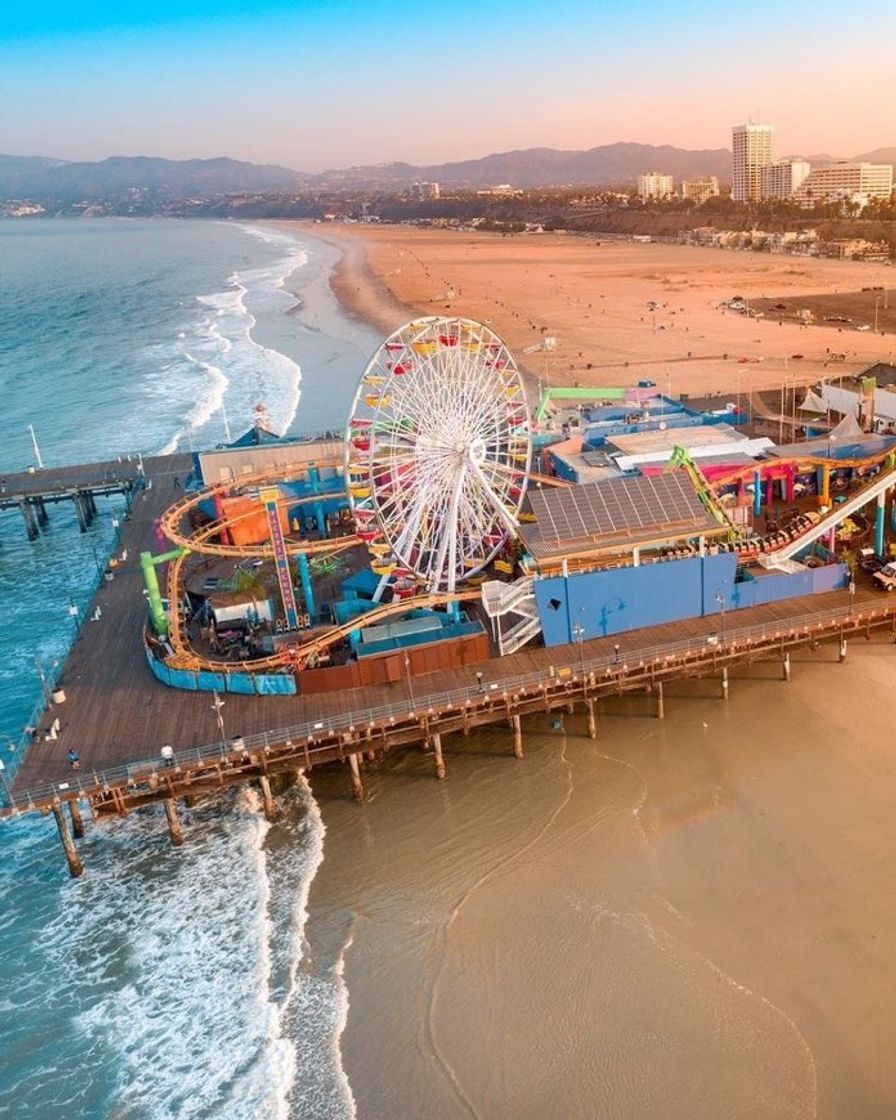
[
  {"left": 638, "top": 172, "right": 674, "bottom": 201},
  {"left": 731, "top": 123, "right": 774, "bottom": 202},
  {"left": 793, "top": 162, "right": 893, "bottom": 208},
  {"left": 759, "top": 158, "right": 811, "bottom": 200},
  {"left": 680, "top": 176, "right": 720, "bottom": 203},
  {"left": 411, "top": 181, "right": 440, "bottom": 200}
]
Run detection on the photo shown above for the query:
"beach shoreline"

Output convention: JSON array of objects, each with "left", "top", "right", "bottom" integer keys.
[{"left": 269, "top": 221, "right": 895, "bottom": 401}]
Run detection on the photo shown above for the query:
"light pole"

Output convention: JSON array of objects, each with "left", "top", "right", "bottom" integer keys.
[
  {"left": 875, "top": 295, "right": 881, "bottom": 334},
  {"left": 404, "top": 650, "right": 415, "bottom": 704},
  {"left": 27, "top": 424, "right": 44, "bottom": 470},
  {"left": 572, "top": 620, "right": 585, "bottom": 676},
  {"left": 714, "top": 591, "right": 727, "bottom": 643},
  {"left": 848, "top": 577, "right": 856, "bottom": 617},
  {"left": 212, "top": 690, "right": 226, "bottom": 740}
]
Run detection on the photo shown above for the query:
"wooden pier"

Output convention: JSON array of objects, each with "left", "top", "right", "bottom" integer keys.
[
  {"left": 0, "top": 458, "right": 150, "bottom": 540},
  {"left": 5, "top": 451, "right": 896, "bottom": 876}
]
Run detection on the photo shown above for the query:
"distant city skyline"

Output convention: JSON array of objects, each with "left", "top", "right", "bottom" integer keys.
[{"left": 2, "top": 0, "right": 894, "bottom": 171}]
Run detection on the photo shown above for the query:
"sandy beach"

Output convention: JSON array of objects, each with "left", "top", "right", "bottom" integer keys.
[
  {"left": 304, "top": 639, "right": 896, "bottom": 1119},
  {"left": 275, "top": 222, "right": 895, "bottom": 400}
]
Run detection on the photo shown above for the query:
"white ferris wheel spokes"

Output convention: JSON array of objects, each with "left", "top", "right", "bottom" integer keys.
[{"left": 344, "top": 316, "right": 532, "bottom": 594}]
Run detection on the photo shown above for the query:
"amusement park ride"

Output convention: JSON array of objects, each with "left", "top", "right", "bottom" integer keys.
[{"left": 147, "top": 316, "right": 544, "bottom": 676}]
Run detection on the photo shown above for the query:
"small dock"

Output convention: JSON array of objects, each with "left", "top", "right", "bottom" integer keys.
[{"left": 0, "top": 458, "right": 149, "bottom": 540}]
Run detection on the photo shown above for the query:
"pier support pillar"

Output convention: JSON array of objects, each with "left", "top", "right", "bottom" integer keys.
[
  {"left": 348, "top": 752, "right": 364, "bottom": 801},
  {"left": 876, "top": 492, "right": 886, "bottom": 557},
  {"left": 258, "top": 775, "right": 277, "bottom": 822},
  {"left": 74, "top": 492, "right": 90, "bottom": 533},
  {"left": 585, "top": 699, "right": 597, "bottom": 739},
  {"left": 720, "top": 667, "right": 729, "bottom": 701},
  {"left": 782, "top": 652, "right": 791, "bottom": 682},
  {"left": 20, "top": 500, "right": 39, "bottom": 542},
  {"left": 164, "top": 798, "right": 184, "bottom": 847},
  {"left": 656, "top": 681, "right": 665, "bottom": 720},
  {"left": 34, "top": 497, "right": 49, "bottom": 527},
  {"left": 69, "top": 798, "right": 85, "bottom": 839},
  {"left": 838, "top": 639, "right": 848, "bottom": 664},
  {"left": 512, "top": 713, "right": 524, "bottom": 757},
  {"left": 52, "top": 804, "right": 84, "bottom": 878},
  {"left": 431, "top": 733, "right": 446, "bottom": 780}
]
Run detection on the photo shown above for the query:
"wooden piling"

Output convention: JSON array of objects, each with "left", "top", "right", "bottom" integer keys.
[
  {"left": 782, "top": 652, "right": 791, "bottom": 681},
  {"left": 585, "top": 698, "right": 597, "bottom": 739},
  {"left": 720, "top": 666, "right": 729, "bottom": 700},
  {"left": 74, "top": 492, "right": 90, "bottom": 533},
  {"left": 512, "top": 713, "right": 524, "bottom": 757},
  {"left": 348, "top": 751, "right": 364, "bottom": 801},
  {"left": 431, "top": 733, "right": 446, "bottom": 780},
  {"left": 34, "top": 497, "right": 49, "bottom": 527},
  {"left": 656, "top": 681, "right": 665, "bottom": 720},
  {"left": 52, "top": 804, "right": 84, "bottom": 877},
  {"left": 69, "top": 798, "right": 85, "bottom": 838},
  {"left": 164, "top": 797, "right": 184, "bottom": 846},
  {"left": 838, "top": 639, "right": 848, "bottom": 664},
  {"left": 20, "top": 499, "right": 38, "bottom": 542},
  {"left": 258, "top": 774, "right": 277, "bottom": 821}
]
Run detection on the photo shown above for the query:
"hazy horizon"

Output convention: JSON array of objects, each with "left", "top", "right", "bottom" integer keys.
[{"left": 3, "top": 0, "right": 894, "bottom": 172}]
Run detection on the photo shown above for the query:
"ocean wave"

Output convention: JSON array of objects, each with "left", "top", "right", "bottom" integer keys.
[
  {"left": 4, "top": 780, "right": 345, "bottom": 1120},
  {"left": 152, "top": 230, "right": 308, "bottom": 454}
]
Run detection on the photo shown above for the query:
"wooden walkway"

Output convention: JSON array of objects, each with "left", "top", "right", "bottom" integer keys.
[{"left": 10, "top": 508, "right": 893, "bottom": 800}]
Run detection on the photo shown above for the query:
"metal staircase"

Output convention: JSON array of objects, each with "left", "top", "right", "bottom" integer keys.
[{"left": 481, "top": 577, "right": 543, "bottom": 655}]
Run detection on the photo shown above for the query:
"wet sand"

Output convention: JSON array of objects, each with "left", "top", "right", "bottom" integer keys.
[
  {"left": 273, "top": 222, "right": 895, "bottom": 398},
  {"left": 306, "top": 640, "right": 896, "bottom": 1119}
]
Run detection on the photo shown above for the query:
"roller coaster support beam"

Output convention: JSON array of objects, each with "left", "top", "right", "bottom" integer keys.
[
  {"left": 876, "top": 491, "right": 886, "bottom": 556},
  {"left": 140, "top": 547, "right": 188, "bottom": 637},
  {"left": 297, "top": 552, "right": 316, "bottom": 619}
]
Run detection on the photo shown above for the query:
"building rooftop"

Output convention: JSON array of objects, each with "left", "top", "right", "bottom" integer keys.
[
  {"left": 521, "top": 472, "right": 723, "bottom": 561},
  {"left": 606, "top": 423, "right": 745, "bottom": 458}
]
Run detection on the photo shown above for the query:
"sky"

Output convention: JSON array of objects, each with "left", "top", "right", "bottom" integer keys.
[{"left": 2, "top": 0, "right": 894, "bottom": 171}]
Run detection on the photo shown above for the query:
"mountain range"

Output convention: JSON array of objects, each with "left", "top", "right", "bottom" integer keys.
[{"left": 1, "top": 143, "right": 894, "bottom": 203}]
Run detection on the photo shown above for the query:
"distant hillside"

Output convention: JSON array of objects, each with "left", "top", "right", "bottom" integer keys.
[
  {"left": 0, "top": 155, "right": 306, "bottom": 203},
  {"left": 313, "top": 142, "right": 734, "bottom": 189},
  {"left": 853, "top": 147, "right": 896, "bottom": 168}
]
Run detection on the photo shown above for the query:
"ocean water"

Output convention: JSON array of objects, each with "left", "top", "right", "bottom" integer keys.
[{"left": 0, "top": 219, "right": 378, "bottom": 1119}]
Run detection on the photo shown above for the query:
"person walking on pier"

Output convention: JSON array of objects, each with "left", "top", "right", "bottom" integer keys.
[{"left": 67, "top": 749, "right": 80, "bottom": 770}]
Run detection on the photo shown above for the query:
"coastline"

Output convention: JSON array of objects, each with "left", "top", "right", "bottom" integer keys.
[{"left": 268, "top": 221, "right": 895, "bottom": 399}]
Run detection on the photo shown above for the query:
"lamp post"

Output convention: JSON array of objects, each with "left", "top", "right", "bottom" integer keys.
[
  {"left": 848, "top": 577, "right": 856, "bottom": 617},
  {"left": 211, "top": 690, "right": 226, "bottom": 741},
  {"left": 714, "top": 591, "right": 727, "bottom": 643},
  {"left": 404, "top": 650, "right": 415, "bottom": 704},
  {"left": 572, "top": 620, "right": 585, "bottom": 676},
  {"left": 27, "top": 424, "right": 44, "bottom": 470}
]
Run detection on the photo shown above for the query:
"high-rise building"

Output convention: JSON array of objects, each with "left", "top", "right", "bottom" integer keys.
[
  {"left": 411, "top": 181, "right": 440, "bottom": 200},
  {"left": 681, "top": 176, "right": 720, "bottom": 203},
  {"left": 637, "top": 172, "right": 674, "bottom": 201},
  {"left": 759, "top": 159, "right": 811, "bottom": 200},
  {"left": 732, "top": 123, "right": 773, "bottom": 202},
  {"left": 793, "top": 162, "right": 893, "bottom": 207}
]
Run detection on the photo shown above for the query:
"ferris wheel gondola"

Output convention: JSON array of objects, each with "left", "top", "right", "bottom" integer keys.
[{"left": 345, "top": 316, "right": 532, "bottom": 594}]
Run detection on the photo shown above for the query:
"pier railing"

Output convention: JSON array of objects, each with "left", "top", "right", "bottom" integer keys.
[{"left": 5, "top": 597, "right": 892, "bottom": 813}]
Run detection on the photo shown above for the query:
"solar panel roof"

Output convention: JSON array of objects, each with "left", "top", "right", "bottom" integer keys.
[{"left": 522, "top": 473, "right": 721, "bottom": 559}]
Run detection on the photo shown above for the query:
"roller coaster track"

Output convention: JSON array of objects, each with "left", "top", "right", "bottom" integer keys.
[{"left": 158, "top": 462, "right": 503, "bottom": 673}]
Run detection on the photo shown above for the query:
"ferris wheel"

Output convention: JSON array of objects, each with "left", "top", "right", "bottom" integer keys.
[{"left": 345, "top": 316, "right": 532, "bottom": 594}]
